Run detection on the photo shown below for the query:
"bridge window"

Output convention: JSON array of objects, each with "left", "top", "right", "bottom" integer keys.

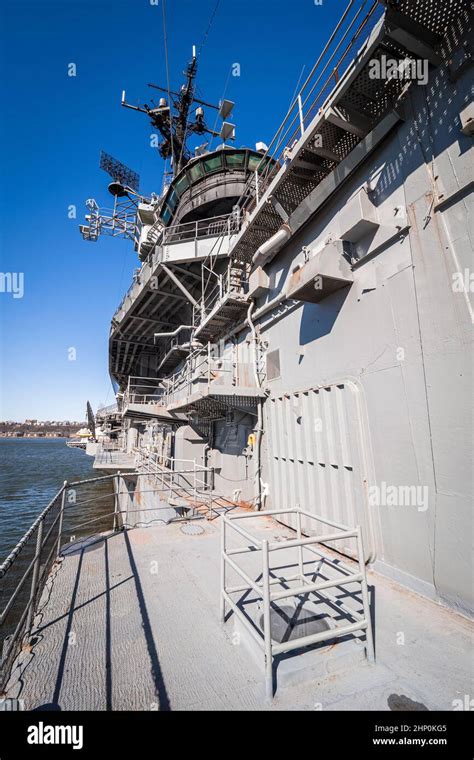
[
  {"left": 203, "top": 154, "right": 223, "bottom": 173},
  {"left": 175, "top": 174, "right": 189, "bottom": 196},
  {"left": 225, "top": 151, "right": 246, "bottom": 169},
  {"left": 189, "top": 162, "right": 204, "bottom": 182}
]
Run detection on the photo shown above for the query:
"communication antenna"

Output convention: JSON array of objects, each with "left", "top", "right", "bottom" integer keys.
[
  {"left": 99, "top": 150, "right": 140, "bottom": 196},
  {"left": 218, "top": 99, "right": 235, "bottom": 145},
  {"left": 121, "top": 47, "right": 236, "bottom": 176}
]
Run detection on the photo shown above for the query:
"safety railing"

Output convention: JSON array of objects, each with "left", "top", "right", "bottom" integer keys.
[
  {"left": 163, "top": 343, "right": 254, "bottom": 408},
  {"left": 98, "top": 440, "right": 122, "bottom": 451},
  {"left": 195, "top": 259, "right": 249, "bottom": 325},
  {"left": 0, "top": 474, "right": 117, "bottom": 691},
  {"left": 0, "top": 468, "right": 215, "bottom": 691},
  {"left": 221, "top": 508, "right": 374, "bottom": 700},
  {"left": 162, "top": 212, "right": 241, "bottom": 246},
  {"left": 134, "top": 450, "right": 214, "bottom": 515},
  {"left": 112, "top": 211, "right": 242, "bottom": 320},
  {"left": 235, "top": 0, "right": 383, "bottom": 219},
  {"left": 123, "top": 376, "right": 167, "bottom": 407}
]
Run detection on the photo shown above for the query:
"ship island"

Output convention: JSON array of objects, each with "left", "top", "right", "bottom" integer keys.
[{"left": 1, "top": 0, "right": 473, "bottom": 712}]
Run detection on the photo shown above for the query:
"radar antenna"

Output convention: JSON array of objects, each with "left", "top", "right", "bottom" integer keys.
[
  {"left": 79, "top": 152, "right": 150, "bottom": 243},
  {"left": 99, "top": 151, "right": 140, "bottom": 197}
]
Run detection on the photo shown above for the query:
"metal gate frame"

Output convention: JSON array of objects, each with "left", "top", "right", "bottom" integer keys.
[{"left": 220, "top": 507, "right": 375, "bottom": 700}]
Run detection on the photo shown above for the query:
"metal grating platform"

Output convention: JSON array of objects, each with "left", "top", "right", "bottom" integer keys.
[
  {"left": 229, "top": 2, "right": 470, "bottom": 265},
  {"left": 167, "top": 389, "right": 265, "bottom": 419},
  {"left": 194, "top": 293, "right": 250, "bottom": 342}
]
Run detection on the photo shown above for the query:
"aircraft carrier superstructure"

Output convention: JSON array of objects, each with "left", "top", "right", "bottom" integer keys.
[
  {"left": 1, "top": 0, "right": 472, "bottom": 711},
  {"left": 90, "top": 0, "right": 473, "bottom": 614}
]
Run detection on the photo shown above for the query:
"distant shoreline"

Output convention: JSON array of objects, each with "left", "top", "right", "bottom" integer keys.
[{"left": 0, "top": 434, "right": 79, "bottom": 439}]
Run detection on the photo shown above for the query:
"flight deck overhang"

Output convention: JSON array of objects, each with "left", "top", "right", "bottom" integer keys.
[
  {"left": 227, "top": 1, "right": 457, "bottom": 268},
  {"left": 166, "top": 385, "right": 266, "bottom": 420}
]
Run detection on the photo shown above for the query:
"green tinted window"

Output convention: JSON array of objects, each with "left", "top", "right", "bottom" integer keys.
[
  {"left": 167, "top": 190, "right": 178, "bottom": 211},
  {"left": 161, "top": 205, "right": 171, "bottom": 224},
  {"left": 189, "top": 162, "right": 204, "bottom": 182},
  {"left": 248, "top": 155, "right": 262, "bottom": 173},
  {"left": 175, "top": 174, "right": 189, "bottom": 195},
  {"left": 225, "top": 152, "right": 245, "bottom": 169},
  {"left": 203, "top": 155, "right": 222, "bottom": 173},
  {"left": 258, "top": 157, "right": 272, "bottom": 175}
]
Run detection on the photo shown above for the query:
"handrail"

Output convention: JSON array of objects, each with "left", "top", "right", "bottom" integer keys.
[
  {"left": 0, "top": 469, "right": 215, "bottom": 691},
  {"left": 163, "top": 212, "right": 240, "bottom": 245},
  {"left": 0, "top": 474, "right": 117, "bottom": 690},
  {"left": 134, "top": 449, "right": 215, "bottom": 516},
  {"left": 112, "top": 211, "right": 241, "bottom": 321},
  {"left": 234, "top": 1, "right": 382, "bottom": 219}
]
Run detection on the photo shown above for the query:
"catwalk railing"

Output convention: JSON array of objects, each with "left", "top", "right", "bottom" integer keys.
[
  {"left": 113, "top": 211, "right": 242, "bottom": 320},
  {"left": 195, "top": 258, "right": 249, "bottom": 325},
  {"left": 123, "top": 376, "right": 167, "bottom": 407},
  {"left": 163, "top": 343, "right": 256, "bottom": 408},
  {"left": 134, "top": 450, "right": 214, "bottom": 514},
  {"left": 0, "top": 470, "right": 210, "bottom": 691},
  {"left": 235, "top": 0, "right": 384, "bottom": 219},
  {"left": 162, "top": 212, "right": 241, "bottom": 245}
]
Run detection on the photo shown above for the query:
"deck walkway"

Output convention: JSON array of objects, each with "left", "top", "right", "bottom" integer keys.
[
  {"left": 5, "top": 515, "right": 472, "bottom": 711},
  {"left": 93, "top": 449, "right": 136, "bottom": 471}
]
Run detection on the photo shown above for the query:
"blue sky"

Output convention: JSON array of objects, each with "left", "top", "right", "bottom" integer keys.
[{"left": 0, "top": 0, "right": 350, "bottom": 421}]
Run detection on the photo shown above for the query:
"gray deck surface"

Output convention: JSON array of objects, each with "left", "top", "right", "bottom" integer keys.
[
  {"left": 93, "top": 450, "right": 136, "bottom": 471},
  {"left": 6, "top": 515, "right": 472, "bottom": 711}
]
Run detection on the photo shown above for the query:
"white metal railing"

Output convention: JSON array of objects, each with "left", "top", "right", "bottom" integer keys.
[
  {"left": 163, "top": 343, "right": 255, "bottom": 408},
  {"left": 221, "top": 508, "right": 375, "bottom": 700},
  {"left": 234, "top": 0, "right": 383, "bottom": 221},
  {"left": 98, "top": 440, "right": 122, "bottom": 451},
  {"left": 124, "top": 376, "right": 167, "bottom": 407},
  {"left": 163, "top": 212, "right": 241, "bottom": 246},
  {"left": 0, "top": 468, "right": 212, "bottom": 691},
  {"left": 134, "top": 449, "right": 215, "bottom": 516},
  {"left": 113, "top": 212, "right": 242, "bottom": 321},
  {"left": 195, "top": 259, "right": 248, "bottom": 325}
]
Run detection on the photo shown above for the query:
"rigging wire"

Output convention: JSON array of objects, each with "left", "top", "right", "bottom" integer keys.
[
  {"left": 161, "top": 0, "right": 175, "bottom": 176},
  {"left": 208, "top": 63, "right": 233, "bottom": 152},
  {"left": 289, "top": 64, "right": 306, "bottom": 111},
  {"left": 198, "top": 0, "right": 221, "bottom": 59},
  {"left": 233, "top": 0, "right": 376, "bottom": 212},
  {"left": 175, "top": 0, "right": 222, "bottom": 170}
]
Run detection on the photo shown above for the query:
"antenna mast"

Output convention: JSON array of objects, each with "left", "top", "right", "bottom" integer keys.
[{"left": 121, "top": 47, "right": 228, "bottom": 177}]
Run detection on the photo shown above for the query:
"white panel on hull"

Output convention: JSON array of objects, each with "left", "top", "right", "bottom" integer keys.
[{"left": 266, "top": 381, "right": 374, "bottom": 562}]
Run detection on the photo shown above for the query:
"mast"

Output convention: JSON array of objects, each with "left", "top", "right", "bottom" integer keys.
[{"left": 122, "top": 47, "right": 225, "bottom": 177}]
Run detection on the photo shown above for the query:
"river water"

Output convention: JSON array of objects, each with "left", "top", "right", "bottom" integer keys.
[
  {"left": 0, "top": 438, "right": 115, "bottom": 566},
  {"left": 0, "top": 439, "right": 116, "bottom": 660}
]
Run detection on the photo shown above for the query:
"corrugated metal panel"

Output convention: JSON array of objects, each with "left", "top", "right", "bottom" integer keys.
[{"left": 265, "top": 382, "right": 373, "bottom": 561}]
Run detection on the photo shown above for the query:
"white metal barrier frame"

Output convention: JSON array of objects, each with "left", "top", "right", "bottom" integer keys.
[
  {"left": 135, "top": 450, "right": 215, "bottom": 516},
  {"left": 220, "top": 508, "right": 375, "bottom": 700}
]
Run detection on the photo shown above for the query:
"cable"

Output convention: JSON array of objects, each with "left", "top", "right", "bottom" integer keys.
[
  {"left": 161, "top": 0, "right": 175, "bottom": 176},
  {"left": 175, "top": 0, "right": 221, "bottom": 171},
  {"left": 208, "top": 63, "right": 233, "bottom": 152},
  {"left": 198, "top": 0, "right": 221, "bottom": 59}
]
